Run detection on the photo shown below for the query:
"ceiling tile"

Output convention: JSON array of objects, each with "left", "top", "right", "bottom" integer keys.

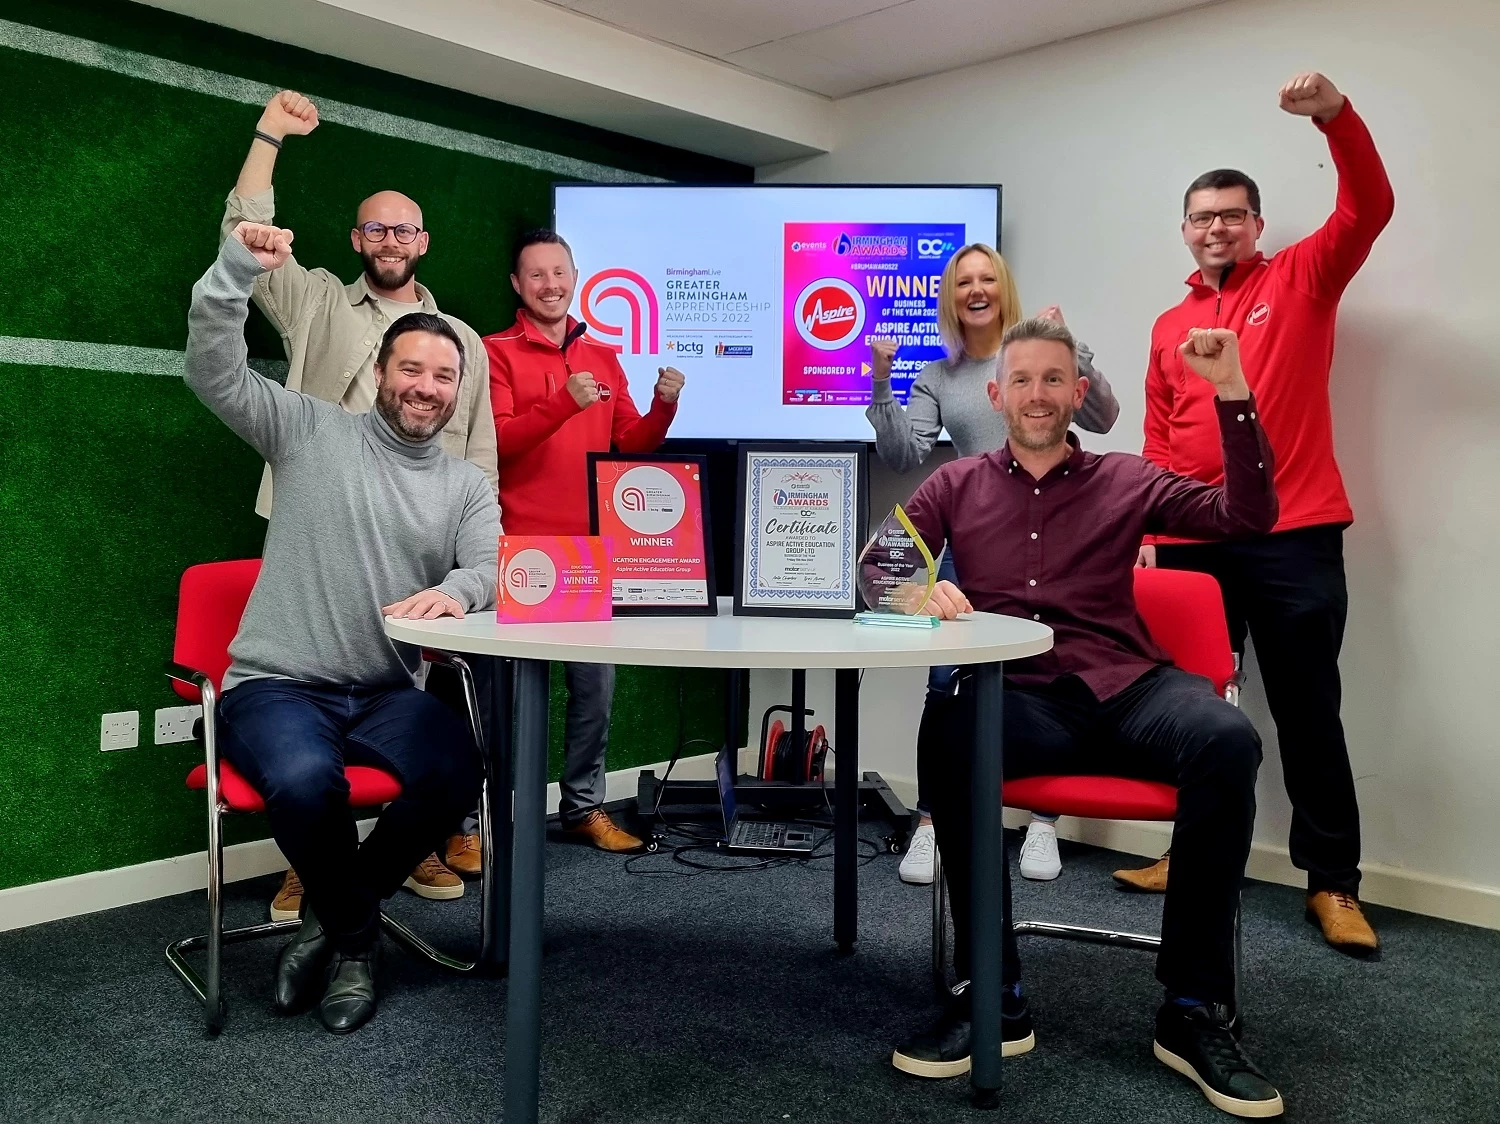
[{"left": 725, "top": 38, "right": 883, "bottom": 99}]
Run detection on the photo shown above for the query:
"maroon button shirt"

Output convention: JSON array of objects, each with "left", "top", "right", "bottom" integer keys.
[{"left": 903, "top": 396, "right": 1277, "bottom": 699}]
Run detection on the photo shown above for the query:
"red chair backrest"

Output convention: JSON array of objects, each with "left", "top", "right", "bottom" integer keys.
[
  {"left": 172, "top": 559, "right": 262, "bottom": 702},
  {"left": 1133, "top": 567, "right": 1234, "bottom": 695}
]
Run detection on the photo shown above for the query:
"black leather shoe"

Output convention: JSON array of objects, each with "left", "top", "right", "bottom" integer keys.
[
  {"left": 273, "top": 907, "right": 333, "bottom": 1015},
  {"left": 1154, "top": 1001, "right": 1284, "bottom": 1118},
  {"left": 319, "top": 942, "right": 380, "bottom": 1035},
  {"left": 892, "top": 982, "right": 1035, "bottom": 1078}
]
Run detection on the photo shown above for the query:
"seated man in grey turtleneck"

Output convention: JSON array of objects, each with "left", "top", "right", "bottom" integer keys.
[{"left": 184, "top": 222, "right": 501, "bottom": 1034}]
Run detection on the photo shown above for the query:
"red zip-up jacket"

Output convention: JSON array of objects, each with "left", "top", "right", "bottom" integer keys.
[
  {"left": 484, "top": 312, "right": 677, "bottom": 535},
  {"left": 1143, "top": 102, "right": 1393, "bottom": 542}
]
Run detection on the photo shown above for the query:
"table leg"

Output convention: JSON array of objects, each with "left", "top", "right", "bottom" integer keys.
[
  {"left": 834, "top": 668, "right": 859, "bottom": 955},
  {"left": 969, "top": 661, "right": 1004, "bottom": 1109},
  {"left": 483, "top": 658, "right": 514, "bottom": 973},
  {"left": 505, "top": 658, "right": 549, "bottom": 1124}
]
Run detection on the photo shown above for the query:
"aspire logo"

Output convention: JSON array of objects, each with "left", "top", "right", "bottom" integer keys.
[
  {"left": 580, "top": 269, "right": 660, "bottom": 355},
  {"left": 793, "top": 277, "right": 865, "bottom": 351}
]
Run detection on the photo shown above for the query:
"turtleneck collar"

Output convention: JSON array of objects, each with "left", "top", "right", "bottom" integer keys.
[{"left": 363, "top": 402, "right": 442, "bottom": 461}]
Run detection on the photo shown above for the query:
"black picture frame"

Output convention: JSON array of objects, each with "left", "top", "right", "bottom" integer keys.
[
  {"left": 733, "top": 442, "right": 868, "bottom": 619},
  {"left": 587, "top": 451, "right": 718, "bottom": 617}
]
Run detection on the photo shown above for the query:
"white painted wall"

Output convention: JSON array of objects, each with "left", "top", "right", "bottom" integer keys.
[{"left": 756, "top": 0, "right": 1500, "bottom": 904}]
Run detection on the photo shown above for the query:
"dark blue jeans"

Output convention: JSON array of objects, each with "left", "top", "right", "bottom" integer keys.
[{"left": 219, "top": 678, "right": 481, "bottom": 953}]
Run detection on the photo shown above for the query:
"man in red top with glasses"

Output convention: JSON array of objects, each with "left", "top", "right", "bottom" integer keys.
[
  {"left": 1126, "top": 72, "right": 1394, "bottom": 957},
  {"left": 483, "top": 229, "right": 685, "bottom": 852}
]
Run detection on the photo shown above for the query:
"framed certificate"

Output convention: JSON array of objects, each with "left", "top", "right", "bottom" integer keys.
[
  {"left": 733, "top": 443, "right": 867, "bottom": 618},
  {"left": 587, "top": 452, "right": 717, "bottom": 616}
]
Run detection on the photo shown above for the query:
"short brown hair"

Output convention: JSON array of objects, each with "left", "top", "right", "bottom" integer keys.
[
  {"left": 1183, "top": 169, "right": 1261, "bottom": 216},
  {"left": 1001, "top": 316, "right": 1077, "bottom": 374},
  {"left": 511, "top": 228, "right": 573, "bottom": 275}
]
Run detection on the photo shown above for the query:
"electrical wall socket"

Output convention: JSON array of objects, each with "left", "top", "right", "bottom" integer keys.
[
  {"left": 155, "top": 705, "right": 200, "bottom": 745},
  {"left": 100, "top": 711, "right": 140, "bottom": 751}
]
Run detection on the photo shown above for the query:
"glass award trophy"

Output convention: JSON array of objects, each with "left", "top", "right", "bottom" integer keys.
[{"left": 855, "top": 505, "right": 941, "bottom": 628}]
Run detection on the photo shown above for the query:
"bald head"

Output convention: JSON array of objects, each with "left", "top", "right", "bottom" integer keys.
[
  {"left": 356, "top": 190, "right": 423, "bottom": 228},
  {"left": 350, "top": 191, "right": 429, "bottom": 298}
]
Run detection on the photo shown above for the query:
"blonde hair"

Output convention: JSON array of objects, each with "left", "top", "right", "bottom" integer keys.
[{"left": 936, "top": 243, "right": 1022, "bottom": 362}]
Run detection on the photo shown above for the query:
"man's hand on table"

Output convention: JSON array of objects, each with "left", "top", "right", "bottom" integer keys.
[
  {"left": 919, "top": 579, "right": 973, "bottom": 621},
  {"left": 383, "top": 589, "right": 465, "bottom": 620}
]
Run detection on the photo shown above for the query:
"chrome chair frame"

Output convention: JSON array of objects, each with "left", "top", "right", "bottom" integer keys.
[
  {"left": 165, "top": 651, "right": 504, "bottom": 1035},
  {"left": 931, "top": 657, "right": 1245, "bottom": 1005}
]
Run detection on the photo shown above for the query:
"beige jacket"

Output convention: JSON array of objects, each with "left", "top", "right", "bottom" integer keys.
[{"left": 221, "top": 189, "right": 499, "bottom": 517}]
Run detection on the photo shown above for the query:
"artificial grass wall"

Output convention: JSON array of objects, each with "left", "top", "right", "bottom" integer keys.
[{"left": 0, "top": 0, "right": 747, "bottom": 891}]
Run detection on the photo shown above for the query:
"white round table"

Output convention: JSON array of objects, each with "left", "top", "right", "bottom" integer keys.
[{"left": 385, "top": 598, "right": 1052, "bottom": 1119}]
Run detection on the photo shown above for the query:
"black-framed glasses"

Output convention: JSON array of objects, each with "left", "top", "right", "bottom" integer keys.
[
  {"left": 1186, "top": 208, "right": 1255, "bottom": 229},
  {"left": 357, "top": 221, "right": 423, "bottom": 244}
]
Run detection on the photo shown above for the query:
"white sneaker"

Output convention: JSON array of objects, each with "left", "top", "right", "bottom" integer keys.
[
  {"left": 900, "top": 823, "right": 938, "bottom": 885},
  {"left": 1019, "top": 820, "right": 1062, "bottom": 881}
]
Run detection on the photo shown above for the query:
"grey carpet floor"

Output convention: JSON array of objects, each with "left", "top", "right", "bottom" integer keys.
[{"left": 3, "top": 826, "right": 1498, "bottom": 1123}]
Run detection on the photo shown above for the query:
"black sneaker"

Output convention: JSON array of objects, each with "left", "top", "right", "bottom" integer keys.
[
  {"left": 891, "top": 982, "right": 1035, "bottom": 1079},
  {"left": 1153, "top": 1001, "right": 1284, "bottom": 1118}
]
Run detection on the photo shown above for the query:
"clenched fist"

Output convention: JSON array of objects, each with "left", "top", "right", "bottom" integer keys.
[
  {"left": 1178, "top": 328, "right": 1250, "bottom": 400},
  {"left": 258, "top": 90, "right": 319, "bottom": 140},
  {"left": 566, "top": 371, "right": 600, "bottom": 409},
  {"left": 870, "top": 338, "right": 897, "bottom": 381},
  {"left": 655, "top": 366, "right": 685, "bottom": 404},
  {"left": 232, "top": 221, "right": 294, "bottom": 270},
  {"left": 1278, "top": 72, "right": 1345, "bottom": 123}
]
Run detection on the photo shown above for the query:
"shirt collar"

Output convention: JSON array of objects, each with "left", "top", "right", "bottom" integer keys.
[
  {"left": 1185, "top": 252, "right": 1266, "bottom": 293},
  {"left": 512, "top": 310, "right": 582, "bottom": 351},
  {"left": 345, "top": 273, "right": 439, "bottom": 312},
  {"left": 998, "top": 432, "right": 1084, "bottom": 482},
  {"left": 362, "top": 402, "right": 441, "bottom": 459}
]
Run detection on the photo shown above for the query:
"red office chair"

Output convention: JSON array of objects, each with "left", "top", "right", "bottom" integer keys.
[
  {"left": 164, "top": 559, "right": 500, "bottom": 1034},
  {"left": 931, "top": 567, "right": 1244, "bottom": 993}
]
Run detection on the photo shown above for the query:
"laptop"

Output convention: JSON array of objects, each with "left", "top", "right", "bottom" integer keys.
[{"left": 716, "top": 746, "right": 819, "bottom": 856}]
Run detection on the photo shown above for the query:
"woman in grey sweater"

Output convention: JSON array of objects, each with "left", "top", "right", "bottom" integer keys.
[{"left": 866, "top": 243, "right": 1121, "bottom": 887}]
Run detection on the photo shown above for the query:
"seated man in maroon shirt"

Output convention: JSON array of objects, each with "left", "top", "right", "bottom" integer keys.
[{"left": 890, "top": 317, "right": 1285, "bottom": 1119}]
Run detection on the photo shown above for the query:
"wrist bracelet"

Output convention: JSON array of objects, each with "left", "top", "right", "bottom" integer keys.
[{"left": 253, "top": 130, "right": 284, "bottom": 150}]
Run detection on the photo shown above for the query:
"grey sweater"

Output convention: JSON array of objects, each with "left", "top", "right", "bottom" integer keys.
[
  {"left": 185, "top": 237, "right": 500, "bottom": 691},
  {"left": 866, "top": 342, "right": 1121, "bottom": 473}
]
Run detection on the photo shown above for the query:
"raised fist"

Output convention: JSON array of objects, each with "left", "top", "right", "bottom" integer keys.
[
  {"left": 566, "top": 370, "right": 600, "bottom": 409},
  {"left": 1278, "top": 72, "right": 1344, "bottom": 123},
  {"left": 654, "top": 366, "right": 685, "bottom": 404},
  {"left": 232, "top": 221, "right": 294, "bottom": 270},
  {"left": 1178, "top": 328, "right": 1244, "bottom": 389},
  {"left": 870, "top": 337, "right": 897, "bottom": 380},
  {"left": 257, "top": 90, "right": 319, "bottom": 140}
]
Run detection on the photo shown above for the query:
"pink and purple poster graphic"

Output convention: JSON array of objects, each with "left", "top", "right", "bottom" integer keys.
[
  {"left": 782, "top": 222, "right": 965, "bottom": 406},
  {"left": 498, "top": 536, "right": 614, "bottom": 623}
]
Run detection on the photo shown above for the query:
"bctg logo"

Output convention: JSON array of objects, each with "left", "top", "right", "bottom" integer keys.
[
  {"left": 794, "top": 277, "right": 865, "bottom": 351},
  {"left": 580, "top": 269, "right": 660, "bottom": 355}
]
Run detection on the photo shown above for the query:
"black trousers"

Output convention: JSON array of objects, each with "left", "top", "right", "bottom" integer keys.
[
  {"left": 931, "top": 667, "right": 1261, "bottom": 1005},
  {"left": 1158, "top": 524, "right": 1360, "bottom": 895},
  {"left": 220, "top": 679, "right": 481, "bottom": 953}
]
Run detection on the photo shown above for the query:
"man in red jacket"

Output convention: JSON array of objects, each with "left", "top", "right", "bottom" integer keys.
[
  {"left": 1125, "top": 72, "right": 1393, "bottom": 956},
  {"left": 483, "top": 230, "right": 685, "bottom": 852}
]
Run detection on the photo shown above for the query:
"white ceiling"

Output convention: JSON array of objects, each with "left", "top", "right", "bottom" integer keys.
[{"left": 543, "top": 0, "right": 1218, "bottom": 97}]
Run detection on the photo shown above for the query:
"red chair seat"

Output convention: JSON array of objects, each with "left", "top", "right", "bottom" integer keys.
[
  {"left": 185, "top": 761, "right": 403, "bottom": 814},
  {"left": 1005, "top": 775, "right": 1177, "bottom": 821}
]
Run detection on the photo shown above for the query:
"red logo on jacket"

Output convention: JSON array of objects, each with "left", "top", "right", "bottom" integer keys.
[
  {"left": 597, "top": 382, "right": 612, "bottom": 401},
  {"left": 1246, "top": 302, "right": 1271, "bottom": 327}
]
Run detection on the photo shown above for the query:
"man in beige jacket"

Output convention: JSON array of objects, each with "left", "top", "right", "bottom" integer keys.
[{"left": 223, "top": 90, "right": 498, "bottom": 920}]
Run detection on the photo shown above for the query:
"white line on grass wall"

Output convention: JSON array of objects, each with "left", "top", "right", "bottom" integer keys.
[
  {"left": 0, "top": 17, "right": 664, "bottom": 184},
  {"left": 0, "top": 335, "right": 286, "bottom": 380}
]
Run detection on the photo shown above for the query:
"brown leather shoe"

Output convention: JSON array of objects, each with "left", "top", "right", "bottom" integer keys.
[
  {"left": 564, "top": 808, "right": 644, "bottom": 853},
  {"left": 403, "top": 853, "right": 465, "bottom": 900},
  {"left": 1306, "top": 890, "right": 1379, "bottom": 956},
  {"left": 444, "top": 833, "right": 482, "bottom": 877},
  {"left": 270, "top": 868, "right": 303, "bottom": 922},
  {"left": 1113, "top": 853, "right": 1169, "bottom": 893}
]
